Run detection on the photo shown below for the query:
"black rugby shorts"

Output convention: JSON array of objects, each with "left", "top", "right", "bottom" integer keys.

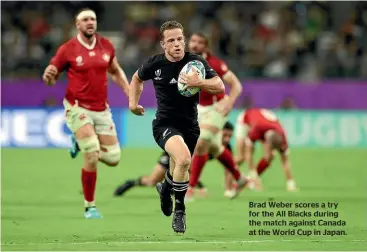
[{"left": 152, "top": 118, "right": 200, "bottom": 156}]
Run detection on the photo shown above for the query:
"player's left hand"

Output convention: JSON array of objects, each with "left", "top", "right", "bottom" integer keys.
[
  {"left": 179, "top": 70, "right": 199, "bottom": 90},
  {"left": 215, "top": 95, "right": 233, "bottom": 116}
]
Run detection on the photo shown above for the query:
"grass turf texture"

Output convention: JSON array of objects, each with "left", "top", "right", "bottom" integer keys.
[{"left": 2, "top": 148, "right": 366, "bottom": 251}]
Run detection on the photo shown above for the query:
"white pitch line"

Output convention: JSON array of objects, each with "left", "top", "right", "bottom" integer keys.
[{"left": 1, "top": 239, "right": 365, "bottom": 246}]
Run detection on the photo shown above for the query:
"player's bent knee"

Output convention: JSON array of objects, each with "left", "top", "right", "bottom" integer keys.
[
  {"left": 78, "top": 135, "right": 100, "bottom": 153},
  {"left": 99, "top": 144, "right": 121, "bottom": 166},
  {"left": 176, "top": 155, "right": 191, "bottom": 170},
  {"left": 209, "top": 143, "right": 223, "bottom": 158}
]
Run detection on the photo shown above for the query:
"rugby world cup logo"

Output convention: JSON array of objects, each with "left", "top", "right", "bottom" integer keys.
[
  {"left": 154, "top": 69, "right": 162, "bottom": 80},
  {"left": 103, "top": 53, "right": 110, "bottom": 62},
  {"left": 76, "top": 56, "right": 83, "bottom": 66}
]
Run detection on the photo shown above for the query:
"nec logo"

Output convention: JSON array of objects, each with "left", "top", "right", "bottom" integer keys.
[{"left": 1, "top": 109, "right": 71, "bottom": 148}]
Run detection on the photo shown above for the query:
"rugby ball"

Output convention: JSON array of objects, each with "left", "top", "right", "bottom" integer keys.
[{"left": 178, "top": 60, "right": 206, "bottom": 97}]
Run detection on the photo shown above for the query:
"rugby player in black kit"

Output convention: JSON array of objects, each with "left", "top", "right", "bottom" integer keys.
[{"left": 128, "top": 21, "right": 225, "bottom": 233}]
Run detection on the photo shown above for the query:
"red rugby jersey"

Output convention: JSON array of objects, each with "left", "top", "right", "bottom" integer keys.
[{"left": 50, "top": 34, "right": 115, "bottom": 111}]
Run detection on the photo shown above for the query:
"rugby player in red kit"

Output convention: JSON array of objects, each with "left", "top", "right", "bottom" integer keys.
[
  {"left": 42, "top": 8, "right": 130, "bottom": 219},
  {"left": 186, "top": 33, "right": 248, "bottom": 200},
  {"left": 235, "top": 108, "right": 298, "bottom": 192}
]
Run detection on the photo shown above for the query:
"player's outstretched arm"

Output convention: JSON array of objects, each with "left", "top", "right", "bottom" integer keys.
[
  {"left": 280, "top": 154, "right": 291, "bottom": 178},
  {"left": 280, "top": 153, "right": 298, "bottom": 191},
  {"left": 128, "top": 71, "right": 145, "bottom": 116},
  {"left": 108, "top": 58, "right": 130, "bottom": 97},
  {"left": 222, "top": 70, "right": 243, "bottom": 108},
  {"left": 280, "top": 152, "right": 297, "bottom": 185}
]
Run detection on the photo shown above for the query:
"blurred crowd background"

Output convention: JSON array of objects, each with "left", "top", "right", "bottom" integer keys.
[{"left": 2, "top": 1, "right": 367, "bottom": 81}]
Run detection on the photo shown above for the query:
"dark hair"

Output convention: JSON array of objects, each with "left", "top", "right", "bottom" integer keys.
[
  {"left": 223, "top": 121, "right": 234, "bottom": 131},
  {"left": 160, "top": 20, "right": 184, "bottom": 40},
  {"left": 191, "top": 32, "right": 209, "bottom": 46}
]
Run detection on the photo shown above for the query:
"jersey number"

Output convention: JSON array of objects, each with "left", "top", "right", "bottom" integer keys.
[{"left": 260, "top": 109, "right": 277, "bottom": 121}]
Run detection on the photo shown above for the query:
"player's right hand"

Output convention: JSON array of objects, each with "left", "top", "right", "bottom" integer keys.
[
  {"left": 42, "top": 65, "right": 58, "bottom": 86},
  {"left": 129, "top": 104, "right": 145, "bottom": 116}
]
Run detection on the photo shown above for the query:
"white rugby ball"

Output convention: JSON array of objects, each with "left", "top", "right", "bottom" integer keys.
[{"left": 178, "top": 60, "right": 206, "bottom": 97}]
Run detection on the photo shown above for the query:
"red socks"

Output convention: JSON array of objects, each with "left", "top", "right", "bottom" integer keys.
[
  {"left": 189, "top": 149, "right": 244, "bottom": 187},
  {"left": 81, "top": 168, "right": 97, "bottom": 203},
  {"left": 257, "top": 158, "right": 270, "bottom": 175},
  {"left": 189, "top": 154, "right": 208, "bottom": 187},
  {"left": 217, "top": 148, "right": 241, "bottom": 180}
]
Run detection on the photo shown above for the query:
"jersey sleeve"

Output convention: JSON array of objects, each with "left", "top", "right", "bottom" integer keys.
[
  {"left": 50, "top": 44, "right": 68, "bottom": 72},
  {"left": 211, "top": 58, "right": 229, "bottom": 78},
  {"left": 137, "top": 56, "right": 155, "bottom": 81},
  {"left": 193, "top": 54, "right": 218, "bottom": 79}
]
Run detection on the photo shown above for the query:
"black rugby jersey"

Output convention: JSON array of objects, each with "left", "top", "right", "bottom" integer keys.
[{"left": 138, "top": 52, "right": 218, "bottom": 122}]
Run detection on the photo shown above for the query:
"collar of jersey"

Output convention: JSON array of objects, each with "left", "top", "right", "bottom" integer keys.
[{"left": 77, "top": 34, "right": 96, "bottom": 50}]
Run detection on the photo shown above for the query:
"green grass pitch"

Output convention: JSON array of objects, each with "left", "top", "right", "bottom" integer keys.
[{"left": 2, "top": 148, "right": 367, "bottom": 251}]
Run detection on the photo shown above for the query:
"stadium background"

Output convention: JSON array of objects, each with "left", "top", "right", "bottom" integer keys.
[
  {"left": 2, "top": 1, "right": 367, "bottom": 251},
  {"left": 2, "top": 1, "right": 367, "bottom": 148}
]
